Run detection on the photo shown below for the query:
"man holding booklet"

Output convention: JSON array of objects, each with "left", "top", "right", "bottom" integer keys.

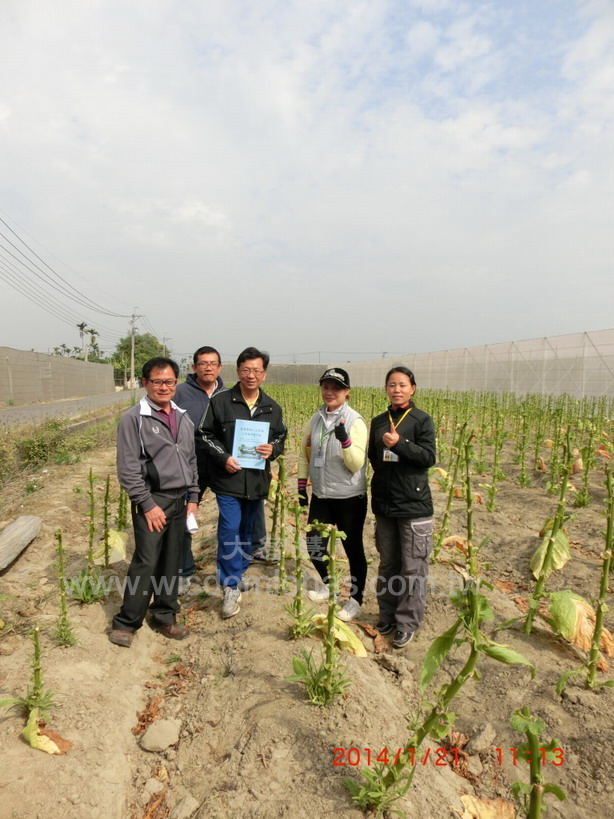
[{"left": 199, "top": 347, "right": 286, "bottom": 618}]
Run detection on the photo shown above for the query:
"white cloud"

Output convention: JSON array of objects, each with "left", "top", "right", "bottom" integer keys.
[{"left": 0, "top": 0, "right": 613, "bottom": 359}]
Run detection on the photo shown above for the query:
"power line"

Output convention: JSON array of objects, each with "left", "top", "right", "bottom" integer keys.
[{"left": 0, "top": 216, "right": 130, "bottom": 318}]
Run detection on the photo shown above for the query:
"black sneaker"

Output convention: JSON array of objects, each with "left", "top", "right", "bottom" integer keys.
[
  {"left": 375, "top": 621, "right": 396, "bottom": 635},
  {"left": 392, "top": 630, "right": 414, "bottom": 648}
]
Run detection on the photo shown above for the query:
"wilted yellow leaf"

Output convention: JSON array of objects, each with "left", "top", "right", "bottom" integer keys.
[
  {"left": 472, "top": 493, "right": 484, "bottom": 505},
  {"left": 453, "top": 487, "right": 464, "bottom": 498},
  {"left": 544, "top": 439, "right": 554, "bottom": 449},
  {"left": 310, "top": 613, "right": 367, "bottom": 657},
  {"left": 535, "top": 456, "right": 547, "bottom": 472},
  {"left": 93, "top": 530, "right": 128, "bottom": 565},
  {"left": 546, "top": 592, "right": 614, "bottom": 656},
  {"left": 572, "top": 457, "right": 583, "bottom": 473},
  {"left": 442, "top": 536, "right": 468, "bottom": 554},
  {"left": 457, "top": 794, "right": 515, "bottom": 819},
  {"left": 21, "top": 711, "right": 72, "bottom": 755}
]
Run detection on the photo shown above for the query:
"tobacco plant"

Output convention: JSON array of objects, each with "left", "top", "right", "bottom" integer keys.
[
  {"left": 557, "top": 465, "right": 614, "bottom": 693},
  {"left": 344, "top": 435, "right": 534, "bottom": 815},
  {"left": 0, "top": 627, "right": 58, "bottom": 752},
  {"left": 510, "top": 707, "right": 566, "bottom": 818},
  {"left": 54, "top": 530, "right": 76, "bottom": 646},
  {"left": 287, "top": 524, "right": 350, "bottom": 705},
  {"left": 524, "top": 430, "right": 574, "bottom": 634},
  {"left": 286, "top": 498, "right": 315, "bottom": 639}
]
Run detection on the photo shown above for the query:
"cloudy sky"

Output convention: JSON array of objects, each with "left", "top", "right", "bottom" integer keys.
[{"left": 0, "top": 0, "right": 612, "bottom": 364}]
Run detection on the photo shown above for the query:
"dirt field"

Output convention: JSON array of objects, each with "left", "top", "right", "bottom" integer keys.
[{"left": 1, "top": 430, "right": 613, "bottom": 818}]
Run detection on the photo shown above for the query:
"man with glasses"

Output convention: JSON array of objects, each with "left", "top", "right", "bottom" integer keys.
[
  {"left": 109, "top": 357, "right": 200, "bottom": 646},
  {"left": 199, "top": 347, "right": 286, "bottom": 618},
  {"left": 174, "top": 346, "right": 226, "bottom": 591}
]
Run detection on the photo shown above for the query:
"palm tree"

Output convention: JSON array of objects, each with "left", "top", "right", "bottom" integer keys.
[{"left": 77, "top": 322, "right": 87, "bottom": 359}]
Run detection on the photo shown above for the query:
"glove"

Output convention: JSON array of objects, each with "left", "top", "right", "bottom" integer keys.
[
  {"left": 334, "top": 419, "right": 350, "bottom": 446},
  {"left": 298, "top": 478, "right": 309, "bottom": 508}
]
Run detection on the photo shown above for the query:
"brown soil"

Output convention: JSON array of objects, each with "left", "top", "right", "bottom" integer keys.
[{"left": 0, "top": 439, "right": 612, "bottom": 818}]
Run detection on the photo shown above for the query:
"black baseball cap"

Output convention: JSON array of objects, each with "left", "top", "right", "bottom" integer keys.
[{"left": 319, "top": 367, "right": 350, "bottom": 389}]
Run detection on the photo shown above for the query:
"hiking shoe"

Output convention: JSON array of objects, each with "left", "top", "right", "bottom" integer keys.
[
  {"left": 251, "top": 547, "right": 278, "bottom": 564},
  {"left": 307, "top": 584, "right": 333, "bottom": 603},
  {"left": 222, "top": 587, "right": 242, "bottom": 619},
  {"left": 154, "top": 623, "right": 190, "bottom": 640},
  {"left": 337, "top": 598, "right": 361, "bottom": 622},
  {"left": 238, "top": 578, "right": 256, "bottom": 592},
  {"left": 374, "top": 621, "right": 396, "bottom": 635},
  {"left": 392, "top": 630, "right": 414, "bottom": 648},
  {"left": 109, "top": 629, "right": 133, "bottom": 647}
]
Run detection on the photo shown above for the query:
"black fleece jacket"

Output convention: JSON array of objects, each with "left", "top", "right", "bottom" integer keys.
[
  {"left": 198, "top": 383, "right": 286, "bottom": 500},
  {"left": 368, "top": 401, "right": 436, "bottom": 518}
]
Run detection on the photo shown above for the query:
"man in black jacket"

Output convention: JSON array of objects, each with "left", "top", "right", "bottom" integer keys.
[
  {"left": 199, "top": 347, "right": 286, "bottom": 618},
  {"left": 174, "top": 345, "right": 225, "bottom": 589}
]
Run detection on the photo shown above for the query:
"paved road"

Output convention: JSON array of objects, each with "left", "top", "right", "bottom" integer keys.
[{"left": 0, "top": 390, "right": 144, "bottom": 426}]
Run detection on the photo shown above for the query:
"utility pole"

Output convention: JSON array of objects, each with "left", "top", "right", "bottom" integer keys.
[
  {"left": 128, "top": 310, "right": 141, "bottom": 389},
  {"left": 162, "top": 336, "right": 173, "bottom": 357}
]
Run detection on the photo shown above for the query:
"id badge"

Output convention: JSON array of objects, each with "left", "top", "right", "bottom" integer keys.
[
  {"left": 383, "top": 448, "right": 399, "bottom": 462},
  {"left": 313, "top": 455, "right": 325, "bottom": 467}
]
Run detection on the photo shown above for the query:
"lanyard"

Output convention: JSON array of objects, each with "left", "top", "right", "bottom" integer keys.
[
  {"left": 318, "top": 420, "right": 335, "bottom": 450},
  {"left": 387, "top": 407, "right": 412, "bottom": 430}
]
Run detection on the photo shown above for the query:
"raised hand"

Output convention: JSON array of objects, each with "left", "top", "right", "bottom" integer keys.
[{"left": 382, "top": 420, "right": 400, "bottom": 449}]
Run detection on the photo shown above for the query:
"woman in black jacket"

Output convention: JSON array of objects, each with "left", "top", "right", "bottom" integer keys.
[{"left": 368, "top": 367, "right": 436, "bottom": 648}]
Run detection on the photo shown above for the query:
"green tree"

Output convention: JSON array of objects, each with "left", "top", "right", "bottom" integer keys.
[{"left": 112, "top": 333, "right": 165, "bottom": 384}]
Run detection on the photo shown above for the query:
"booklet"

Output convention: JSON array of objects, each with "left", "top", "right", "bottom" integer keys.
[{"left": 232, "top": 419, "right": 270, "bottom": 470}]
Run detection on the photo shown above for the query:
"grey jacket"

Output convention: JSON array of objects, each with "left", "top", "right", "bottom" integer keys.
[{"left": 116, "top": 397, "right": 200, "bottom": 512}]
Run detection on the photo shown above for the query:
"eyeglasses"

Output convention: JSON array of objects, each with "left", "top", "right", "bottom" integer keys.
[
  {"left": 147, "top": 379, "right": 178, "bottom": 387},
  {"left": 238, "top": 368, "right": 264, "bottom": 376},
  {"left": 196, "top": 361, "right": 221, "bottom": 369}
]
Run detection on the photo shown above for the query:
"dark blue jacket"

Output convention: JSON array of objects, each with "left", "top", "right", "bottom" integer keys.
[{"left": 174, "top": 373, "right": 226, "bottom": 491}]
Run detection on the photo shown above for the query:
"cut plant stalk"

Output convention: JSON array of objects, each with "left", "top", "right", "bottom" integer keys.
[
  {"left": 287, "top": 522, "right": 350, "bottom": 706},
  {"left": 115, "top": 485, "right": 128, "bottom": 530},
  {"left": 525, "top": 430, "right": 573, "bottom": 634},
  {"left": 587, "top": 466, "right": 614, "bottom": 687},
  {"left": 510, "top": 707, "right": 566, "bottom": 818},
  {"left": 102, "top": 473, "right": 111, "bottom": 568},
  {"left": 277, "top": 460, "right": 289, "bottom": 594},
  {"left": 432, "top": 423, "right": 466, "bottom": 560},
  {"left": 86, "top": 467, "right": 96, "bottom": 573},
  {"left": 54, "top": 530, "right": 76, "bottom": 646},
  {"left": 0, "top": 627, "right": 58, "bottom": 752},
  {"left": 286, "top": 498, "right": 315, "bottom": 639}
]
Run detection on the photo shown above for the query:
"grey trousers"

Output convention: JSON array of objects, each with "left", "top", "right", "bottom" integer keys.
[{"left": 374, "top": 516, "right": 433, "bottom": 632}]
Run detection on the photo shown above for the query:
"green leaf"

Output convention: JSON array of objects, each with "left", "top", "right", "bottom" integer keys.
[
  {"left": 481, "top": 643, "right": 535, "bottom": 678},
  {"left": 475, "top": 593, "right": 494, "bottom": 621},
  {"left": 530, "top": 529, "right": 570, "bottom": 579},
  {"left": 555, "top": 668, "right": 582, "bottom": 696},
  {"left": 494, "top": 616, "right": 523, "bottom": 632},
  {"left": 0, "top": 697, "right": 24, "bottom": 710},
  {"left": 419, "top": 619, "right": 462, "bottom": 693},
  {"left": 510, "top": 710, "right": 544, "bottom": 736},
  {"left": 543, "top": 783, "right": 566, "bottom": 801},
  {"left": 511, "top": 781, "right": 532, "bottom": 796}
]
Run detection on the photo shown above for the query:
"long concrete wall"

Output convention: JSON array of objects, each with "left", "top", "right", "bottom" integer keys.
[{"left": 0, "top": 347, "right": 115, "bottom": 405}]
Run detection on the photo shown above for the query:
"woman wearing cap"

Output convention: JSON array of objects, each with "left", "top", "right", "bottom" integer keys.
[
  {"left": 368, "top": 367, "right": 436, "bottom": 648},
  {"left": 298, "top": 368, "right": 368, "bottom": 622}
]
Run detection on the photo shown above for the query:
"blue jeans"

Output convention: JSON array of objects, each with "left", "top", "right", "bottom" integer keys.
[{"left": 216, "top": 494, "right": 260, "bottom": 588}]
